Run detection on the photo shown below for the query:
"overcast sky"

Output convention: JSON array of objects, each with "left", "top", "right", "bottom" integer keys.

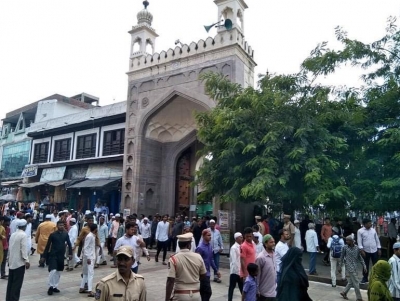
[{"left": 0, "top": 0, "right": 399, "bottom": 120}]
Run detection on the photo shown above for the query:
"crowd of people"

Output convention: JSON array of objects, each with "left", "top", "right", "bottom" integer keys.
[{"left": 0, "top": 208, "right": 400, "bottom": 301}]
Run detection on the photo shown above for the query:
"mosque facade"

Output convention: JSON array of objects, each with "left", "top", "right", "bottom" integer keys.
[{"left": 121, "top": 0, "right": 256, "bottom": 222}]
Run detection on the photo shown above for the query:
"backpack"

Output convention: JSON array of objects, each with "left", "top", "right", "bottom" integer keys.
[{"left": 331, "top": 237, "right": 342, "bottom": 258}]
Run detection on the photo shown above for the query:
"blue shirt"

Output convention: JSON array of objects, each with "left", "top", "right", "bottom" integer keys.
[
  {"left": 243, "top": 275, "right": 257, "bottom": 301},
  {"left": 199, "top": 228, "right": 224, "bottom": 254},
  {"left": 195, "top": 241, "right": 217, "bottom": 277}
]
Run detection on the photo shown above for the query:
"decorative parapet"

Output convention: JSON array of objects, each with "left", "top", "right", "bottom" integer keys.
[{"left": 129, "top": 29, "right": 254, "bottom": 72}]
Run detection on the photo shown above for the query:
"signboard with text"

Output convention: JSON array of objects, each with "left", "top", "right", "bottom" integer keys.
[
  {"left": 21, "top": 165, "right": 38, "bottom": 178},
  {"left": 40, "top": 166, "right": 66, "bottom": 182}
]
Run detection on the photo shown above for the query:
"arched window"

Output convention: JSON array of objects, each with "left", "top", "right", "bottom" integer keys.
[
  {"left": 145, "top": 40, "right": 153, "bottom": 54},
  {"left": 132, "top": 38, "right": 141, "bottom": 54}
]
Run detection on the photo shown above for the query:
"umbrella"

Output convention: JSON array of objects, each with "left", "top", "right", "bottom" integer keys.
[{"left": 0, "top": 194, "right": 16, "bottom": 201}]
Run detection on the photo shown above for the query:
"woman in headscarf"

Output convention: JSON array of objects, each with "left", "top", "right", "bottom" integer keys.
[
  {"left": 368, "top": 260, "right": 393, "bottom": 301},
  {"left": 277, "top": 247, "right": 313, "bottom": 301}
]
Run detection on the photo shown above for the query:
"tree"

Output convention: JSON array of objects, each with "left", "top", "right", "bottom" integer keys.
[
  {"left": 195, "top": 72, "right": 357, "bottom": 213},
  {"left": 302, "top": 17, "right": 400, "bottom": 213}
]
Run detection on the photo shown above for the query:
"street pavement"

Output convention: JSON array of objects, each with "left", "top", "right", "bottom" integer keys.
[{"left": 0, "top": 249, "right": 367, "bottom": 301}]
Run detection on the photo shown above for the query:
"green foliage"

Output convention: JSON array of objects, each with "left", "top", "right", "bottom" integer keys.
[
  {"left": 196, "top": 72, "right": 356, "bottom": 213},
  {"left": 195, "top": 17, "right": 400, "bottom": 214}
]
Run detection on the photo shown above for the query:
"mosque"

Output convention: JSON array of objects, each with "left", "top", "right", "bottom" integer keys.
[{"left": 121, "top": 0, "right": 257, "bottom": 231}]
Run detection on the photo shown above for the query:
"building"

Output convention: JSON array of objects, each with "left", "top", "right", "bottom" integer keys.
[
  {"left": 122, "top": 0, "right": 256, "bottom": 227},
  {"left": 0, "top": 94, "right": 94, "bottom": 190},
  {"left": 16, "top": 97, "right": 126, "bottom": 214}
]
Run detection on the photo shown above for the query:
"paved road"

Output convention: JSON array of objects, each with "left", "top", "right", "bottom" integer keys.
[{"left": 0, "top": 250, "right": 367, "bottom": 301}]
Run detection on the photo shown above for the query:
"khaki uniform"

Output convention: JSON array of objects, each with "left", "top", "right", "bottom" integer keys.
[
  {"left": 94, "top": 270, "right": 146, "bottom": 301},
  {"left": 283, "top": 221, "right": 296, "bottom": 246},
  {"left": 168, "top": 249, "right": 207, "bottom": 301}
]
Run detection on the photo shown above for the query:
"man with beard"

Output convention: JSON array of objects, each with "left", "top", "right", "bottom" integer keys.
[
  {"left": 256, "top": 234, "right": 277, "bottom": 301},
  {"left": 114, "top": 223, "right": 145, "bottom": 274},
  {"left": 196, "top": 229, "right": 221, "bottom": 301},
  {"left": 35, "top": 214, "right": 56, "bottom": 267},
  {"left": 6, "top": 219, "right": 30, "bottom": 301},
  {"left": 94, "top": 245, "right": 146, "bottom": 301},
  {"left": 40, "top": 220, "right": 72, "bottom": 295}
]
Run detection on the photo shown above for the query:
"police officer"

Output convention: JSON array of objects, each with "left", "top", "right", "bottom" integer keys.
[
  {"left": 165, "top": 233, "right": 207, "bottom": 301},
  {"left": 94, "top": 245, "right": 146, "bottom": 301}
]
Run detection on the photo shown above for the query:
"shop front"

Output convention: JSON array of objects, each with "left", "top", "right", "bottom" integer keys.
[
  {"left": 18, "top": 162, "right": 122, "bottom": 215},
  {"left": 66, "top": 162, "right": 122, "bottom": 215}
]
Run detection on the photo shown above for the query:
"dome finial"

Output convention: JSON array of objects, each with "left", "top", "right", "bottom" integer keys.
[{"left": 143, "top": 1, "right": 149, "bottom": 9}]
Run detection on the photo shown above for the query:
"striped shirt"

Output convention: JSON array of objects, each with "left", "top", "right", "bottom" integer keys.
[
  {"left": 340, "top": 245, "right": 366, "bottom": 273},
  {"left": 388, "top": 254, "right": 400, "bottom": 298}
]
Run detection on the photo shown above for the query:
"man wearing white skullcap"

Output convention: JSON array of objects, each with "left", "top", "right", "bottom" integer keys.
[
  {"left": 35, "top": 214, "right": 56, "bottom": 267},
  {"left": 388, "top": 242, "right": 400, "bottom": 300},
  {"left": 67, "top": 218, "right": 79, "bottom": 271},
  {"left": 206, "top": 219, "right": 223, "bottom": 283},
  {"left": 228, "top": 232, "right": 243, "bottom": 301},
  {"left": 6, "top": 218, "right": 29, "bottom": 301}
]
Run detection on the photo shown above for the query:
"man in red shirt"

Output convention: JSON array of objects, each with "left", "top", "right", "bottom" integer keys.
[
  {"left": 240, "top": 227, "right": 256, "bottom": 279},
  {"left": 321, "top": 217, "right": 333, "bottom": 265}
]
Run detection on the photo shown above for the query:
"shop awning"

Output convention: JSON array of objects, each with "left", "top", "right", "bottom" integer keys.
[
  {"left": 67, "top": 177, "right": 121, "bottom": 189},
  {"left": 47, "top": 180, "right": 71, "bottom": 187},
  {"left": 19, "top": 182, "right": 44, "bottom": 188},
  {"left": 19, "top": 179, "right": 71, "bottom": 188},
  {"left": 1, "top": 180, "right": 22, "bottom": 186}
]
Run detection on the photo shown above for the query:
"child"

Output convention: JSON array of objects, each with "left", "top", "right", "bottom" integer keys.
[{"left": 242, "top": 263, "right": 258, "bottom": 301}]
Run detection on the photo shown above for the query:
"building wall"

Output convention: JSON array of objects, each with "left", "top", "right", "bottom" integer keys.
[
  {"left": 34, "top": 99, "right": 88, "bottom": 123},
  {"left": 30, "top": 124, "right": 126, "bottom": 165}
]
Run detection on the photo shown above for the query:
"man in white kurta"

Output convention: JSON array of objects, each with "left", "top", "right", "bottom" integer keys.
[
  {"left": 80, "top": 224, "right": 97, "bottom": 296},
  {"left": 67, "top": 218, "right": 79, "bottom": 270},
  {"left": 24, "top": 214, "right": 33, "bottom": 255},
  {"left": 389, "top": 242, "right": 400, "bottom": 301}
]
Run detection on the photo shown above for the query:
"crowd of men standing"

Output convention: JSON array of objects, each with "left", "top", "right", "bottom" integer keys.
[{"left": 1, "top": 208, "right": 400, "bottom": 301}]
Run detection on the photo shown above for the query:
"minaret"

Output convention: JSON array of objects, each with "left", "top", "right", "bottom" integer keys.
[
  {"left": 214, "top": 0, "right": 248, "bottom": 35},
  {"left": 128, "top": 1, "right": 158, "bottom": 60}
]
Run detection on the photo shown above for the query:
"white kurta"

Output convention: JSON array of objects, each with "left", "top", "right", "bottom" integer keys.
[{"left": 24, "top": 223, "right": 32, "bottom": 253}]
